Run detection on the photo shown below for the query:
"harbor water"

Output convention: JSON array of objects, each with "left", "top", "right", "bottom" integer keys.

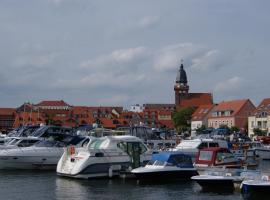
[{"left": 0, "top": 161, "right": 269, "bottom": 200}]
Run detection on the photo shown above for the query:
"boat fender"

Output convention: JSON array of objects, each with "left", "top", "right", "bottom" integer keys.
[
  {"left": 108, "top": 166, "right": 113, "bottom": 178},
  {"left": 95, "top": 152, "right": 104, "bottom": 157}
]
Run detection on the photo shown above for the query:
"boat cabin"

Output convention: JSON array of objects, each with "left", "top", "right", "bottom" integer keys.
[{"left": 195, "top": 147, "right": 241, "bottom": 168}]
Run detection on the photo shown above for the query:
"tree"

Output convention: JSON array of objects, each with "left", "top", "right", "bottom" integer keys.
[
  {"left": 253, "top": 128, "right": 267, "bottom": 136},
  {"left": 230, "top": 126, "right": 240, "bottom": 133},
  {"left": 172, "top": 107, "right": 195, "bottom": 134},
  {"left": 195, "top": 125, "right": 206, "bottom": 134}
]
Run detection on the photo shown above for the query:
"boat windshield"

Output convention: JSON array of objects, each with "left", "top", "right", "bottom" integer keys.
[
  {"left": 31, "top": 126, "right": 48, "bottom": 137},
  {"left": 89, "top": 138, "right": 106, "bottom": 149},
  {"left": 8, "top": 139, "right": 20, "bottom": 145}
]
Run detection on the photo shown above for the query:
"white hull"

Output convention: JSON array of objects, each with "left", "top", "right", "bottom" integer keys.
[{"left": 0, "top": 147, "right": 64, "bottom": 169}]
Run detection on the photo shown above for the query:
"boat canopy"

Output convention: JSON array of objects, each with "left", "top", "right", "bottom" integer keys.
[{"left": 151, "top": 152, "right": 193, "bottom": 168}]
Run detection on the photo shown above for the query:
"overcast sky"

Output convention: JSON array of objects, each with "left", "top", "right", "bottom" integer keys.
[{"left": 0, "top": 0, "right": 269, "bottom": 108}]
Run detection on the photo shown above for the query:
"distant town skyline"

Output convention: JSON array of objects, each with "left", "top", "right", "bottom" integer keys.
[{"left": 0, "top": 0, "right": 269, "bottom": 107}]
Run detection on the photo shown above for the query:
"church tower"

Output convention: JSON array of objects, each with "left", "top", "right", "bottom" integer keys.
[{"left": 174, "top": 61, "right": 189, "bottom": 106}]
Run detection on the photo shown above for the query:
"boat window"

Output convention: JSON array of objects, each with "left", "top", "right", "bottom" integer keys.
[
  {"left": 117, "top": 142, "right": 127, "bottom": 152},
  {"left": 89, "top": 139, "right": 105, "bottom": 149},
  {"left": 81, "top": 138, "right": 90, "bottom": 148},
  {"left": 17, "top": 140, "right": 39, "bottom": 147},
  {"left": 198, "top": 142, "right": 208, "bottom": 149},
  {"left": 199, "top": 151, "right": 213, "bottom": 161},
  {"left": 209, "top": 142, "right": 219, "bottom": 147},
  {"left": 216, "top": 152, "right": 235, "bottom": 163},
  {"left": 34, "top": 140, "right": 65, "bottom": 147},
  {"left": 139, "top": 143, "right": 147, "bottom": 154}
]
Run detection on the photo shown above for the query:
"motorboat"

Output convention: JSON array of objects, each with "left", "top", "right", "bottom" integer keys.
[
  {"left": 0, "top": 134, "right": 88, "bottom": 170},
  {"left": 241, "top": 174, "right": 270, "bottom": 198},
  {"left": 131, "top": 152, "right": 198, "bottom": 181},
  {"left": 192, "top": 168, "right": 260, "bottom": 192},
  {"left": 57, "top": 135, "right": 153, "bottom": 179},
  {"left": 172, "top": 139, "right": 228, "bottom": 161}
]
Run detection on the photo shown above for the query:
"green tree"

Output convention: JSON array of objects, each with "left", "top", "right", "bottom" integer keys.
[
  {"left": 172, "top": 107, "right": 195, "bottom": 134},
  {"left": 195, "top": 125, "right": 206, "bottom": 134},
  {"left": 253, "top": 128, "right": 267, "bottom": 136},
  {"left": 230, "top": 126, "right": 240, "bottom": 133}
]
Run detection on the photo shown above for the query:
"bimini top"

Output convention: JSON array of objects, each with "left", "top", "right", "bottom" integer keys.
[{"left": 151, "top": 152, "right": 194, "bottom": 168}]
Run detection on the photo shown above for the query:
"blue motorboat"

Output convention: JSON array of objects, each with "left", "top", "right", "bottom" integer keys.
[{"left": 241, "top": 175, "right": 270, "bottom": 199}]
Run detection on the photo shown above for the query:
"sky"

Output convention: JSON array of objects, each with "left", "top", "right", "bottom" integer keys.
[{"left": 0, "top": 0, "right": 270, "bottom": 108}]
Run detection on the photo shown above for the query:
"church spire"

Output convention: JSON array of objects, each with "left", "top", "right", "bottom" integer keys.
[{"left": 176, "top": 59, "right": 188, "bottom": 84}]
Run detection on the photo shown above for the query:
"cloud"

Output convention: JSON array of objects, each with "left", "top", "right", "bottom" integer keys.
[
  {"left": 214, "top": 76, "right": 244, "bottom": 93},
  {"left": 98, "top": 94, "right": 131, "bottom": 105},
  {"left": 153, "top": 43, "right": 229, "bottom": 73},
  {"left": 81, "top": 46, "right": 149, "bottom": 69},
  {"left": 153, "top": 43, "right": 204, "bottom": 71},
  {"left": 190, "top": 49, "right": 227, "bottom": 72},
  {"left": 13, "top": 52, "right": 59, "bottom": 69},
  {"left": 138, "top": 16, "right": 160, "bottom": 29}
]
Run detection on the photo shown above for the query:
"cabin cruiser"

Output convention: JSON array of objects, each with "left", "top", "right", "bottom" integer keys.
[
  {"left": 131, "top": 152, "right": 198, "bottom": 181},
  {"left": 57, "top": 136, "right": 153, "bottom": 179},
  {"left": 0, "top": 134, "right": 88, "bottom": 170},
  {"left": 172, "top": 139, "right": 228, "bottom": 161}
]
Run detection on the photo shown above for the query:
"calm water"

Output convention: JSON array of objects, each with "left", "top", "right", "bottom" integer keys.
[{"left": 0, "top": 161, "right": 269, "bottom": 200}]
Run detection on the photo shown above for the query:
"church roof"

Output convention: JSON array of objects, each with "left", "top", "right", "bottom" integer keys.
[
  {"left": 176, "top": 63, "right": 187, "bottom": 84},
  {"left": 179, "top": 93, "right": 213, "bottom": 108}
]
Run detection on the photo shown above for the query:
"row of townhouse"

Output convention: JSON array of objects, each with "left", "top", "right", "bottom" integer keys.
[
  {"left": 0, "top": 100, "right": 175, "bottom": 132},
  {"left": 191, "top": 98, "right": 270, "bottom": 137}
]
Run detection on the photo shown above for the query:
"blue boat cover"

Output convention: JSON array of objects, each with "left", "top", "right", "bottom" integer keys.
[{"left": 151, "top": 152, "right": 194, "bottom": 168}]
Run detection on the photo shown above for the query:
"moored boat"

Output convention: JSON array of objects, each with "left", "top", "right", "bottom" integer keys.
[
  {"left": 57, "top": 135, "right": 153, "bottom": 179},
  {"left": 131, "top": 152, "right": 198, "bottom": 181}
]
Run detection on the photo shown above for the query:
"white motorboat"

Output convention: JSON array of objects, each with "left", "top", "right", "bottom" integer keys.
[
  {"left": 192, "top": 168, "right": 260, "bottom": 192},
  {"left": 0, "top": 134, "right": 89, "bottom": 170},
  {"left": 131, "top": 152, "right": 198, "bottom": 181},
  {"left": 57, "top": 135, "right": 153, "bottom": 179}
]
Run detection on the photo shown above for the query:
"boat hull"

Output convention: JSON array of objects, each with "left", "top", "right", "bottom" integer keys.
[
  {"left": 192, "top": 175, "right": 235, "bottom": 191},
  {"left": 133, "top": 169, "right": 198, "bottom": 181}
]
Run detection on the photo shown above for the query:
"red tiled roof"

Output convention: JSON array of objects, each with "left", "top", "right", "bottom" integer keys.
[
  {"left": 0, "top": 108, "right": 16, "bottom": 115},
  {"left": 36, "top": 100, "right": 70, "bottom": 107},
  {"left": 99, "top": 118, "right": 117, "bottom": 129},
  {"left": 254, "top": 98, "right": 270, "bottom": 114},
  {"left": 211, "top": 99, "right": 250, "bottom": 117},
  {"left": 158, "top": 110, "right": 172, "bottom": 115},
  {"left": 192, "top": 104, "right": 215, "bottom": 120},
  {"left": 179, "top": 93, "right": 213, "bottom": 108}
]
